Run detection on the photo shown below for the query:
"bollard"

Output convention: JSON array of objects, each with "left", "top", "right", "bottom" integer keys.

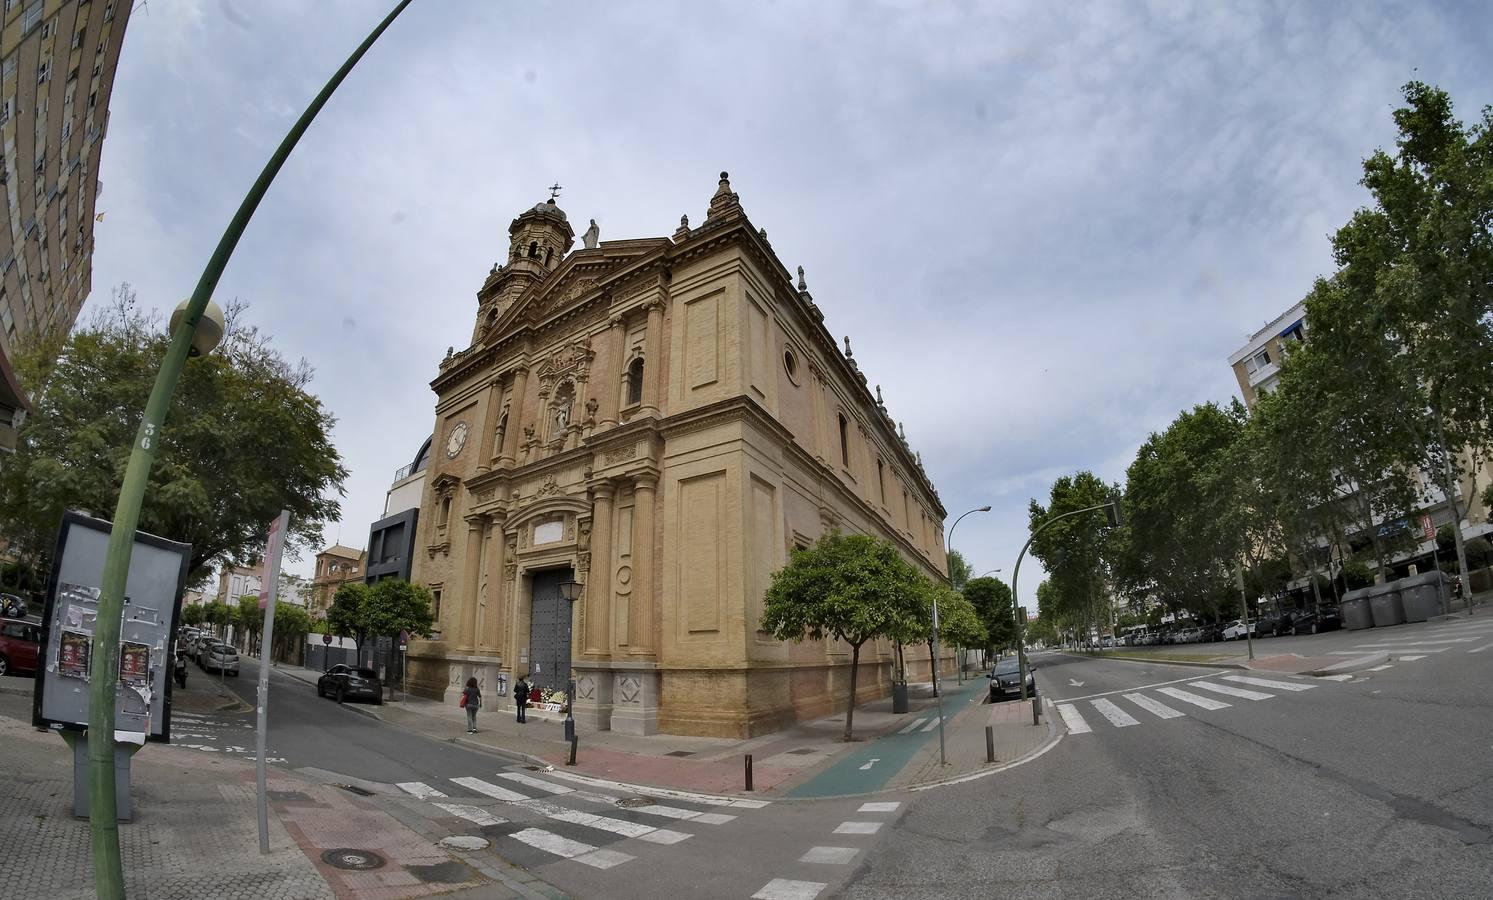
[
  {"left": 567, "top": 734, "right": 578, "bottom": 766},
  {"left": 985, "top": 725, "right": 995, "bottom": 763},
  {"left": 745, "top": 753, "right": 754, "bottom": 792},
  {"left": 1031, "top": 695, "right": 1041, "bottom": 726}
]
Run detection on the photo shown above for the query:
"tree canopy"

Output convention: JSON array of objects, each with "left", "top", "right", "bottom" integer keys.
[
  {"left": 0, "top": 286, "right": 348, "bottom": 584},
  {"left": 327, "top": 579, "right": 435, "bottom": 664}
]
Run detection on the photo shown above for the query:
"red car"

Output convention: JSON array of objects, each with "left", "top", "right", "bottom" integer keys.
[{"left": 0, "top": 617, "right": 42, "bottom": 677}]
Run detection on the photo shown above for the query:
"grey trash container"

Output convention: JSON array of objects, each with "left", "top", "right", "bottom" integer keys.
[
  {"left": 1397, "top": 572, "right": 1444, "bottom": 622},
  {"left": 1340, "top": 588, "right": 1374, "bottom": 630},
  {"left": 1368, "top": 583, "right": 1406, "bottom": 627}
]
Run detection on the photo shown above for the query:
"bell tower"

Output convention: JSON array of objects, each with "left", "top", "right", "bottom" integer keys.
[{"left": 473, "top": 195, "right": 577, "bottom": 344}]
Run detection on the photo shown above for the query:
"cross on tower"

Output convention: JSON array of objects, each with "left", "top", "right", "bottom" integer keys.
[{"left": 548, "top": 183, "right": 563, "bottom": 200}]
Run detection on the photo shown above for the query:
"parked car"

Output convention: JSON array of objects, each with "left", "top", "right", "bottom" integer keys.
[
  {"left": 0, "top": 617, "right": 42, "bottom": 677},
  {"left": 202, "top": 643, "right": 239, "bottom": 676},
  {"left": 1198, "top": 623, "right": 1224, "bottom": 643},
  {"left": 318, "top": 664, "right": 383, "bottom": 705},
  {"left": 1221, "top": 620, "right": 1252, "bottom": 640},
  {"left": 988, "top": 657, "right": 1036, "bottom": 701},
  {"left": 1292, "top": 607, "right": 1342, "bottom": 635},
  {"left": 1254, "top": 612, "right": 1283, "bottom": 637},
  {"left": 194, "top": 633, "right": 218, "bottom": 664}
]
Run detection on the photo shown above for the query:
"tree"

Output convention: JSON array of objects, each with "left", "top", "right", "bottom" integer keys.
[
  {"left": 963, "top": 576, "right": 1016, "bottom": 658},
  {"left": 271, "top": 602, "right": 313, "bottom": 663},
  {"left": 935, "top": 587, "right": 986, "bottom": 672},
  {"left": 204, "top": 600, "right": 232, "bottom": 635},
  {"left": 235, "top": 595, "right": 263, "bottom": 655},
  {"left": 760, "top": 532, "right": 924, "bottom": 741},
  {"left": 327, "top": 580, "right": 434, "bottom": 666},
  {"left": 0, "top": 285, "right": 348, "bottom": 585},
  {"left": 945, "top": 549, "right": 973, "bottom": 591},
  {"left": 1028, "top": 471, "right": 1120, "bottom": 635},
  {"left": 1025, "top": 617, "right": 1059, "bottom": 649},
  {"left": 181, "top": 604, "right": 205, "bottom": 627}
]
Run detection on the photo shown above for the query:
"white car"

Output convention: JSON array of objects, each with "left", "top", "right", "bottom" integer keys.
[{"left": 1222, "top": 620, "right": 1254, "bottom": 640}]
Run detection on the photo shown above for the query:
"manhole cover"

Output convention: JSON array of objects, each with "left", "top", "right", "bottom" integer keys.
[
  {"left": 321, "top": 848, "right": 385, "bottom": 871},
  {"left": 523, "top": 765, "right": 544, "bottom": 771},
  {"left": 616, "top": 796, "right": 656, "bottom": 809},
  {"left": 665, "top": 750, "right": 694, "bottom": 758},
  {"left": 440, "top": 835, "right": 490, "bottom": 851},
  {"left": 787, "top": 748, "right": 818, "bottom": 756},
  {"left": 336, "top": 783, "right": 375, "bottom": 797}
]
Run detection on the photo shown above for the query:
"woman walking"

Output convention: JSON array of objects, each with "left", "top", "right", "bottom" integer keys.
[{"left": 461, "top": 676, "right": 482, "bottom": 734}]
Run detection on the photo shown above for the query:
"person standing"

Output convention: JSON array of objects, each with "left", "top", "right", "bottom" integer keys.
[
  {"left": 513, "top": 673, "right": 530, "bottom": 724},
  {"left": 461, "top": 677, "right": 482, "bottom": 734}
]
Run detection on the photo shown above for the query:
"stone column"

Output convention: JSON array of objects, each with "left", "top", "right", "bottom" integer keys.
[
  {"left": 459, "top": 515, "right": 486, "bottom": 652},
  {"left": 482, "top": 514, "right": 507, "bottom": 651},
  {"left": 629, "top": 473, "right": 658, "bottom": 654},
  {"left": 585, "top": 482, "right": 615, "bottom": 655},
  {"left": 639, "top": 301, "right": 664, "bottom": 418},
  {"left": 597, "top": 316, "right": 625, "bottom": 431},
  {"left": 475, "top": 378, "right": 502, "bottom": 474},
  {"left": 498, "top": 366, "right": 528, "bottom": 467}
]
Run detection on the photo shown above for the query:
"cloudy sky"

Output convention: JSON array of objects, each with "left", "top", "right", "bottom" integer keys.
[{"left": 91, "top": 1, "right": 1490, "bottom": 595}]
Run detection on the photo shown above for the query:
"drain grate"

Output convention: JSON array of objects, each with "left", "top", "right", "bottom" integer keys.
[
  {"left": 322, "top": 848, "right": 385, "bottom": 871},
  {"left": 336, "top": 783, "right": 375, "bottom": 797},
  {"left": 616, "top": 796, "right": 655, "bottom": 809},
  {"left": 787, "top": 748, "right": 818, "bottom": 756},
  {"left": 523, "top": 765, "right": 544, "bottom": 771},
  {"left": 664, "top": 750, "right": 694, "bottom": 758}
]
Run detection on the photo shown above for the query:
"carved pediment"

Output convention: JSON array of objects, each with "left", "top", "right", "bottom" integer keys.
[{"left": 535, "top": 338, "right": 595, "bottom": 396}]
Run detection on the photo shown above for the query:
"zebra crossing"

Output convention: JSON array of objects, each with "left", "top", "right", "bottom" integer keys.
[
  {"left": 1055, "top": 674, "right": 1318, "bottom": 736},
  {"left": 1323, "top": 616, "right": 1493, "bottom": 674},
  {"left": 396, "top": 766, "right": 770, "bottom": 871}
]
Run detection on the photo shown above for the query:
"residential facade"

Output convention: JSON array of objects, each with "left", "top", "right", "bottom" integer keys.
[
  {"left": 310, "top": 545, "right": 365, "bottom": 615},
  {"left": 407, "top": 174, "right": 949, "bottom": 738},
  {"left": 366, "top": 438, "right": 429, "bottom": 586},
  {"left": 1227, "top": 300, "right": 1306, "bottom": 409},
  {"left": 0, "top": 0, "right": 132, "bottom": 452},
  {"left": 215, "top": 563, "right": 262, "bottom": 606}
]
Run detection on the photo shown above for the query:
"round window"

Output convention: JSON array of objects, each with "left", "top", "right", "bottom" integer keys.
[{"left": 783, "top": 347, "right": 799, "bottom": 384}]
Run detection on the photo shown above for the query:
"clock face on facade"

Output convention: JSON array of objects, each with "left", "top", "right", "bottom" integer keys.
[{"left": 446, "top": 422, "right": 470, "bottom": 459}]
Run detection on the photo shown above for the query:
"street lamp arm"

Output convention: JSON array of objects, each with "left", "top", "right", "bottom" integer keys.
[{"left": 86, "top": 4, "right": 417, "bottom": 897}]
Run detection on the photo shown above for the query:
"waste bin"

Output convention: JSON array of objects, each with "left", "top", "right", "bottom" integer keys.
[
  {"left": 891, "top": 680, "right": 909, "bottom": 714},
  {"left": 1368, "top": 583, "right": 1406, "bottom": 627},
  {"left": 1397, "top": 571, "right": 1445, "bottom": 622},
  {"left": 1340, "top": 587, "right": 1374, "bottom": 630}
]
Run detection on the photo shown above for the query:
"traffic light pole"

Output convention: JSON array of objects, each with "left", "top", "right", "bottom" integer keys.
[{"left": 1010, "top": 500, "right": 1121, "bottom": 702}]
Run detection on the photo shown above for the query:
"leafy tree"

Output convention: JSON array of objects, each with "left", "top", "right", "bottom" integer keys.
[
  {"left": 945, "top": 549, "right": 973, "bottom": 591},
  {"left": 270, "top": 602, "right": 313, "bottom": 663},
  {"left": 935, "top": 586, "right": 986, "bottom": 672},
  {"left": 1025, "top": 617, "right": 1059, "bottom": 649},
  {"left": 181, "top": 604, "right": 205, "bottom": 627},
  {"left": 760, "top": 532, "right": 924, "bottom": 741},
  {"left": 327, "top": 580, "right": 434, "bottom": 666},
  {"left": 204, "top": 600, "right": 232, "bottom": 635},
  {"left": 1029, "top": 471, "right": 1120, "bottom": 634},
  {"left": 963, "top": 576, "right": 1016, "bottom": 658},
  {"left": 0, "top": 285, "right": 348, "bottom": 584},
  {"left": 235, "top": 595, "right": 263, "bottom": 655}
]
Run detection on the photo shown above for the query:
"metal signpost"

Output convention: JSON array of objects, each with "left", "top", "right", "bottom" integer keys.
[{"left": 255, "top": 511, "right": 291, "bottom": 854}]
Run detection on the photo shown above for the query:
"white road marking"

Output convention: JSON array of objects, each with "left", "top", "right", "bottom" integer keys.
[
  {"left": 546, "top": 809, "right": 673, "bottom": 840},
  {"left": 1354, "top": 645, "right": 1448, "bottom": 653},
  {"left": 496, "top": 772, "right": 575, "bottom": 794},
  {"left": 507, "top": 827, "right": 610, "bottom": 865},
  {"left": 1469, "top": 643, "right": 1493, "bottom": 653},
  {"left": 1068, "top": 679, "right": 1085, "bottom": 687},
  {"left": 800, "top": 846, "right": 859, "bottom": 864},
  {"left": 1368, "top": 664, "right": 1395, "bottom": 671},
  {"left": 858, "top": 801, "right": 900, "bottom": 813},
  {"left": 833, "top": 821, "right": 883, "bottom": 835},
  {"left": 1123, "top": 693, "right": 1184, "bottom": 719},
  {"left": 545, "top": 770, "right": 770, "bottom": 807},
  {"left": 1056, "top": 704, "right": 1092, "bottom": 734},
  {"left": 752, "top": 878, "right": 828, "bottom": 900},
  {"left": 692, "top": 812, "right": 736, "bottom": 825},
  {"left": 1316, "top": 674, "right": 1354, "bottom": 682},
  {"left": 897, "top": 717, "right": 928, "bottom": 734},
  {"left": 431, "top": 802, "right": 504, "bottom": 826},
  {"left": 1061, "top": 673, "right": 1213, "bottom": 703},
  {"left": 450, "top": 777, "right": 528, "bottom": 802},
  {"left": 1156, "top": 687, "right": 1231, "bottom": 710},
  {"left": 629, "top": 804, "right": 735, "bottom": 825},
  {"left": 1397, "top": 655, "right": 1427, "bottom": 661},
  {"left": 1191, "top": 681, "right": 1274, "bottom": 701},
  {"left": 919, "top": 717, "right": 942, "bottom": 732},
  {"left": 636, "top": 828, "right": 693, "bottom": 845},
  {"left": 396, "top": 782, "right": 448, "bottom": 800},
  {"left": 1354, "top": 637, "right": 1473, "bottom": 645},
  {"left": 1089, "top": 698, "right": 1139, "bottom": 727},
  {"left": 858, "top": 759, "right": 880, "bottom": 771},
  {"left": 1221, "top": 675, "right": 1316, "bottom": 692}
]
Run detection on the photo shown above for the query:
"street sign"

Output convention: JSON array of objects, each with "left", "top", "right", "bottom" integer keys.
[
  {"left": 398, "top": 629, "right": 408, "bottom": 650},
  {"left": 322, "top": 632, "right": 333, "bottom": 646},
  {"left": 1421, "top": 515, "right": 1435, "bottom": 541}
]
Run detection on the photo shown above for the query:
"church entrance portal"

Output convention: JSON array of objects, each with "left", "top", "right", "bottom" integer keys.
[{"left": 528, "top": 568, "right": 575, "bottom": 693}]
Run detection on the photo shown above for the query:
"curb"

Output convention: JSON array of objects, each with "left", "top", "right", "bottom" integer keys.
[
  {"left": 450, "top": 736, "right": 550, "bottom": 768},
  {"left": 910, "top": 720, "right": 1065, "bottom": 792},
  {"left": 1059, "top": 651, "right": 1246, "bottom": 670}
]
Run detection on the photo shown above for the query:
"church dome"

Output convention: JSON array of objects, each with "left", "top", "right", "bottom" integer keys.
[{"left": 526, "top": 198, "right": 569, "bottom": 221}]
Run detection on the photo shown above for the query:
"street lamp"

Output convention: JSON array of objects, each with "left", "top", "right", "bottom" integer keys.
[
  {"left": 932, "top": 504, "right": 990, "bottom": 766},
  {"left": 557, "top": 578, "right": 582, "bottom": 743},
  {"left": 82, "top": 4, "right": 415, "bottom": 896},
  {"left": 979, "top": 568, "right": 1002, "bottom": 578}
]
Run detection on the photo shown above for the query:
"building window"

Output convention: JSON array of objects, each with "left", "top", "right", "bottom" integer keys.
[
  {"left": 103, "top": 1, "right": 114, "bottom": 22},
  {"left": 626, "top": 356, "right": 644, "bottom": 406},
  {"left": 439, "top": 496, "right": 452, "bottom": 527},
  {"left": 72, "top": 28, "right": 83, "bottom": 50},
  {"left": 0, "top": 99, "right": 11, "bottom": 125},
  {"left": 37, "top": 57, "right": 52, "bottom": 84},
  {"left": 782, "top": 347, "right": 798, "bottom": 383},
  {"left": 838, "top": 414, "right": 850, "bottom": 468},
  {"left": 877, "top": 459, "right": 886, "bottom": 504},
  {"left": 1245, "top": 348, "right": 1271, "bottom": 374},
  {"left": 40, "top": 17, "right": 52, "bottom": 38},
  {"left": 431, "top": 589, "right": 442, "bottom": 622},
  {"left": 22, "top": 1, "right": 43, "bottom": 33}
]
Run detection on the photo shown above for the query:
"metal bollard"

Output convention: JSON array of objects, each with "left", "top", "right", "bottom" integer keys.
[
  {"left": 985, "top": 725, "right": 995, "bottom": 763},
  {"left": 1031, "top": 695, "right": 1041, "bottom": 725},
  {"left": 567, "top": 734, "right": 578, "bottom": 766},
  {"left": 745, "top": 753, "right": 754, "bottom": 792}
]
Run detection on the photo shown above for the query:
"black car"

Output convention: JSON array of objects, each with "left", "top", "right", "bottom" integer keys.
[
  {"left": 317, "top": 664, "right": 383, "bottom": 705},
  {"left": 1292, "top": 607, "right": 1342, "bottom": 635},
  {"left": 1254, "top": 612, "right": 1283, "bottom": 637},
  {"left": 988, "top": 657, "right": 1036, "bottom": 701}
]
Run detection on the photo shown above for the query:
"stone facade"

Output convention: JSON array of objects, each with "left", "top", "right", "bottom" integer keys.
[
  {"left": 407, "top": 174, "right": 949, "bottom": 737},
  {"left": 309, "top": 545, "right": 365, "bottom": 615}
]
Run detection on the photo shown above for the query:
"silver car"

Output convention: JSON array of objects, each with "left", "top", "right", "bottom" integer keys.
[{"left": 203, "top": 643, "right": 239, "bottom": 676}]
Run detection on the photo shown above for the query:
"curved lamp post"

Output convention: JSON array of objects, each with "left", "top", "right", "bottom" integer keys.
[
  {"left": 85, "top": 4, "right": 416, "bottom": 896},
  {"left": 932, "top": 505, "right": 989, "bottom": 765},
  {"left": 557, "top": 578, "right": 582, "bottom": 743}
]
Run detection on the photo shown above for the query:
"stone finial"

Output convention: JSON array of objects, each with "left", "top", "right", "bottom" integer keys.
[
  {"left": 445, "top": 346, "right": 454, "bottom": 360},
  {"left": 797, "top": 266, "right": 807, "bottom": 292},
  {"left": 899, "top": 421, "right": 908, "bottom": 442},
  {"left": 582, "top": 218, "right": 600, "bottom": 250},
  {"left": 681, "top": 214, "right": 690, "bottom": 229},
  {"left": 706, "top": 170, "right": 741, "bottom": 219},
  {"left": 759, "top": 227, "right": 768, "bottom": 242},
  {"left": 674, "top": 214, "right": 691, "bottom": 241},
  {"left": 843, "top": 336, "right": 853, "bottom": 358},
  {"left": 876, "top": 384, "right": 885, "bottom": 406}
]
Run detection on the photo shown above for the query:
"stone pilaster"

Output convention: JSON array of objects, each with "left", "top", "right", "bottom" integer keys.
[
  {"left": 597, "top": 316, "right": 625, "bottom": 430},
  {"left": 639, "top": 301, "right": 664, "bottom": 418},
  {"left": 498, "top": 366, "right": 528, "bottom": 468},
  {"left": 629, "top": 473, "right": 658, "bottom": 655}
]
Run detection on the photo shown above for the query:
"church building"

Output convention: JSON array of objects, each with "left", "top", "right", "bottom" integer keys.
[{"left": 406, "top": 174, "right": 949, "bottom": 737}]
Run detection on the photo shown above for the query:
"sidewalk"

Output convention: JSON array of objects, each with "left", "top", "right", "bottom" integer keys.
[
  {"left": 273, "top": 662, "right": 1059, "bottom": 799},
  {"left": 0, "top": 680, "right": 562, "bottom": 899}
]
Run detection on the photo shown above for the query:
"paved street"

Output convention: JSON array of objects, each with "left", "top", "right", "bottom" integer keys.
[{"left": 840, "top": 614, "right": 1493, "bottom": 899}]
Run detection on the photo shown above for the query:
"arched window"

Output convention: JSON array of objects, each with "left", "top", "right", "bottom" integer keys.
[
  {"left": 626, "top": 357, "right": 645, "bottom": 406},
  {"left": 528, "top": 241, "right": 539, "bottom": 259},
  {"left": 439, "top": 496, "right": 452, "bottom": 527}
]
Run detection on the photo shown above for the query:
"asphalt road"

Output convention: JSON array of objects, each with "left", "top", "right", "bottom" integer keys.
[{"left": 840, "top": 617, "right": 1493, "bottom": 899}]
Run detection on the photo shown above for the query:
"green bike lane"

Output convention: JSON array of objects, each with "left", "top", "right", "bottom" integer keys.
[{"left": 786, "top": 675, "right": 991, "bottom": 798}]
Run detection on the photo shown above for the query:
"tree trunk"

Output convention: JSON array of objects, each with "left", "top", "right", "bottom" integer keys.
[
  {"left": 844, "top": 642, "right": 862, "bottom": 742},
  {"left": 1432, "top": 411, "right": 1473, "bottom": 609}
]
